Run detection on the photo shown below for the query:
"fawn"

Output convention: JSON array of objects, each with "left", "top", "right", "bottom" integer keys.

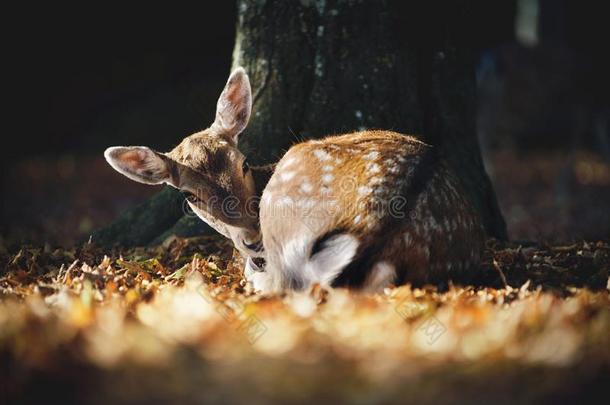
[
  {"left": 104, "top": 68, "right": 271, "bottom": 264},
  {"left": 251, "top": 131, "right": 486, "bottom": 292},
  {"left": 105, "top": 66, "right": 485, "bottom": 292}
]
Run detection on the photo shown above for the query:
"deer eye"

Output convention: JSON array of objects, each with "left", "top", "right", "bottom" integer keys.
[
  {"left": 242, "top": 159, "right": 250, "bottom": 175},
  {"left": 181, "top": 190, "right": 200, "bottom": 203}
]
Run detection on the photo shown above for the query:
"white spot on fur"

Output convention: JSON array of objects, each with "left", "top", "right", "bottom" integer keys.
[
  {"left": 363, "top": 261, "right": 396, "bottom": 293},
  {"left": 322, "top": 165, "right": 333, "bottom": 172},
  {"left": 300, "top": 181, "right": 313, "bottom": 193},
  {"left": 280, "top": 171, "right": 296, "bottom": 182},
  {"left": 404, "top": 233, "right": 412, "bottom": 246},
  {"left": 278, "top": 196, "right": 294, "bottom": 206},
  {"left": 363, "top": 151, "right": 379, "bottom": 161},
  {"left": 353, "top": 214, "right": 362, "bottom": 224},
  {"left": 358, "top": 186, "right": 372, "bottom": 196},
  {"left": 373, "top": 186, "right": 389, "bottom": 196},
  {"left": 313, "top": 149, "right": 332, "bottom": 162},
  {"left": 321, "top": 173, "right": 334, "bottom": 183},
  {"left": 367, "top": 162, "right": 381, "bottom": 174},
  {"left": 281, "top": 156, "right": 296, "bottom": 168}
]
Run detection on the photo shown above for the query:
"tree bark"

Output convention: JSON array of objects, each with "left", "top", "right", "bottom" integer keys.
[
  {"left": 91, "top": 187, "right": 209, "bottom": 247},
  {"left": 93, "top": 0, "right": 507, "bottom": 246}
]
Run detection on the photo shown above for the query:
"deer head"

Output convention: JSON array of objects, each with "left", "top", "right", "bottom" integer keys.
[{"left": 104, "top": 67, "right": 264, "bottom": 257}]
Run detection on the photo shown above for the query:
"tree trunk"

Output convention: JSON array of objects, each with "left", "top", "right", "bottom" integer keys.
[{"left": 93, "top": 0, "right": 507, "bottom": 246}]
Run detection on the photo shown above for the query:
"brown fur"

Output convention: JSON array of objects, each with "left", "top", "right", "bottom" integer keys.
[
  {"left": 260, "top": 130, "right": 485, "bottom": 290},
  {"left": 105, "top": 68, "right": 265, "bottom": 258}
]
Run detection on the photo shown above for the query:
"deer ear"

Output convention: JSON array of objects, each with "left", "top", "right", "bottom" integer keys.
[
  {"left": 212, "top": 67, "right": 252, "bottom": 144},
  {"left": 104, "top": 146, "right": 175, "bottom": 186}
]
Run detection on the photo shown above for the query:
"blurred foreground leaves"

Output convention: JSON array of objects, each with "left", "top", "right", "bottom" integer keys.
[{"left": 1, "top": 237, "right": 609, "bottom": 403}]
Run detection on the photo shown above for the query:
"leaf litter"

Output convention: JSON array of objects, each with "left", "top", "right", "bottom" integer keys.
[{"left": 1, "top": 236, "right": 609, "bottom": 403}]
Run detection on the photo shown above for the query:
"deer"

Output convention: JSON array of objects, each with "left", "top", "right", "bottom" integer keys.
[
  {"left": 104, "top": 67, "right": 272, "bottom": 271},
  {"left": 250, "top": 130, "right": 486, "bottom": 293},
  {"left": 104, "top": 66, "right": 485, "bottom": 293}
]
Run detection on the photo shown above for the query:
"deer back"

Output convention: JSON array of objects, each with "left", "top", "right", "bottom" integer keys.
[{"left": 258, "top": 130, "right": 485, "bottom": 292}]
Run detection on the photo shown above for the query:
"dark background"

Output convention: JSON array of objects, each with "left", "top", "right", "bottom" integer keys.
[{"left": 2, "top": 1, "right": 608, "bottom": 246}]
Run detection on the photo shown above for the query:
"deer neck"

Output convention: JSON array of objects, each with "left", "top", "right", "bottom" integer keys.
[
  {"left": 251, "top": 163, "right": 276, "bottom": 198},
  {"left": 223, "top": 163, "right": 275, "bottom": 260}
]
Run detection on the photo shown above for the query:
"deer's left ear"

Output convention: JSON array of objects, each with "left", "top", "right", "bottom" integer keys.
[
  {"left": 213, "top": 67, "right": 252, "bottom": 144},
  {"left": 104, "top": 146, "right": 176, "bottom": 186}
]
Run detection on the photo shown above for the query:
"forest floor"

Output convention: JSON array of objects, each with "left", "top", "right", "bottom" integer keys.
[
  {"left": 1, "top": 237, "right": 608, "bottom": 403},
  {"left": 1, "top": 149, "right": 609, "bottom": 403}
]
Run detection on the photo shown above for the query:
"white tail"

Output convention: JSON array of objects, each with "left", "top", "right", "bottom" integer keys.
[{"left": 256, "top": 130, "right": 485, "bottom": 292}]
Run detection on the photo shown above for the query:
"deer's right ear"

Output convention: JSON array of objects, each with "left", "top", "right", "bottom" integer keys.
[
  {"left": 212, "top": 67, "right": 252, "bottom": 144},
  {"left": 104, "top": 146, "right": 176, "bottom": 186}
]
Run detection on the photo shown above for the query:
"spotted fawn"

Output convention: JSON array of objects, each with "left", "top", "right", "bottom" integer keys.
[
  {"left": 250, "top": 130, "right": 486, "bottom": 292},
  {"left": 104, "top": 66, "right": 484, "bottom": 292}
]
